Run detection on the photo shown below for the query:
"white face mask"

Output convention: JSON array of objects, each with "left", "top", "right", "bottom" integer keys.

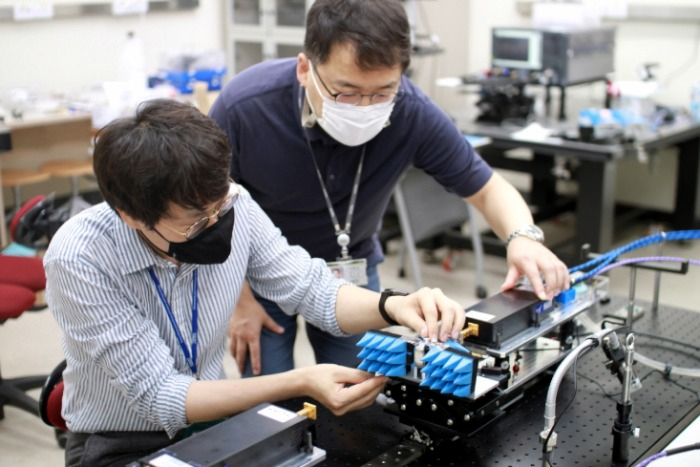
[{"left": 306, "top": 61, "right": 395, "bottom": 147}]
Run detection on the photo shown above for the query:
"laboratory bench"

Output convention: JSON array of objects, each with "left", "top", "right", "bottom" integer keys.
[{"left": 463, "top": 120, "right": 700, "bottom": 265}]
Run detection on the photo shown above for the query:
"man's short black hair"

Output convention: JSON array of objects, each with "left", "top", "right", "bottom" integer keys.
[
  {"left": 93, "top": 99, "right": 231, "bottom": 228},
  {"left": 304, "top": 0, "right": 411, "bottom": 72}
]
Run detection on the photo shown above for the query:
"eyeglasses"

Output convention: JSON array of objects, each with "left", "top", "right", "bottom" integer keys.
[
  {"left": 313, "top": 66, "right": 401, "bottom": 106},
  {"left": 159, "top": 183, "right": 240, "bottom": 240}
]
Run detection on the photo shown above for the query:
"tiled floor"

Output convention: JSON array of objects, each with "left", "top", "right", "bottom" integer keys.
[{"left": 1, "top": 221, "right": 699, "bottom": 466}]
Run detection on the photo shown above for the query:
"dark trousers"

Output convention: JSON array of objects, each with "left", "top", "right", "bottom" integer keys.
[{"left": 65, "top": 431, "right": 182, "bottom": 467}]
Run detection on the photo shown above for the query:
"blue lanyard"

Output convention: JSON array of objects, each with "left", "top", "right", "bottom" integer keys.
[{"left": 147, "top": 267, "right": 199, "bottom": 379}]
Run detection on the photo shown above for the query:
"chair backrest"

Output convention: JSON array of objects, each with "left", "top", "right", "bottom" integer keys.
[
  {"left": 397, "top": 167, "right": 472, "bottom": 243},
  {"left": 40, "top": 359, "right": 68, "bottom": 431}
]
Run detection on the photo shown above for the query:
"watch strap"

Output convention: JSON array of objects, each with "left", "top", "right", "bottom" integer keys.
[
  {"left": 379, "top": 289, "right": 408, "bottom": 326},
  {"left": 506, "top": 224, "right": 544, "bottom": 246}
]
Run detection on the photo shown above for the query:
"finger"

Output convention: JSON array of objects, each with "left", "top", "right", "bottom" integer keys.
[
  {"left": 417, "top": 289, "right": 440, "bottom": 342},
  {"left": 524, "top": 264, "right": 547, "bottom": 300},
  {"left": 500, "top": 266, "right": 520, "bottom": 292},
  {"left": 248, "top": 341, "right": 262, "bottom": 376},
  {"left": 428, "top": 289, "right": 460, "bottom": 341},
  {"left": 263, "top": 315, "right": 285, "bottom": 334},
  {"left": 229, "top": 337, "right": 237, "bottom": 359},
  {"left": 438, "top": 295, "right": 465, "bottom": 340},
  {"left": 542, "top": 262, "right": 558, "bottom": 300},
  {"left": 333, "top": 376, "right": 388, "bottom": 415},
  {"left": 234, "top": 339, "right": 248, "bottom": 374}
]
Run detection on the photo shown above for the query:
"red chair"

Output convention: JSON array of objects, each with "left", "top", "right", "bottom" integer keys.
[
  {"left": 0, "top": 255, "right": 46, "bottom": 311},
  {"left": 0, "top": 283, "right": 49, "bottom": 420}
]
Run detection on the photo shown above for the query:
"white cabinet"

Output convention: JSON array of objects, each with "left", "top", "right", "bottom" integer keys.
[{"left": 225, "top": 0, "right": 314, "bottom": 75}]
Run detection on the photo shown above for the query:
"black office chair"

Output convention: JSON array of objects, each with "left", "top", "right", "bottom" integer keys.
[
  {"left": 39, "top": 359, "right": 68, "bottom": 448},
  {"left": 392, "top": 167, "right": 488, "bottom": 298}
]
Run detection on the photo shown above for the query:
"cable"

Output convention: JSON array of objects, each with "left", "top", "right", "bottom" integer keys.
[
  {"left": 542, "top": 345, "right": 593, "bottom": 456},
  {"left": 635, "top": 441, "right": 700, "bottom": 467},
  {"left": 636, "top": 352, "right": 700, "bottom": 378},
  {"left": 595, "top": 256, "right": 700, "bottom": 277},
  {"left": 638, "top": 369, "right": 700, "bottom": 403},
  {"left": 578, "top": 372, "right": 620, "bottom": 402},
  {"left": 632, "top": 331, "right": 700, "bottom": 355},
  {"left": 568, "top": 230, "right": 700, "bottom": 284}
]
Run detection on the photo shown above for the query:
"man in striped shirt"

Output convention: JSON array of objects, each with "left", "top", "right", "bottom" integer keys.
[{"left": 43, "top": 99, "right": 465, "bottom": 466}]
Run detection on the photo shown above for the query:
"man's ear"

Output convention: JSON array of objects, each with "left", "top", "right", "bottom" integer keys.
[
  {"left": 117, "top": 210, "right": 145, "bottom": 230},
  {"left": 297, "top": 53, "right": 310, "bottom": 88}
]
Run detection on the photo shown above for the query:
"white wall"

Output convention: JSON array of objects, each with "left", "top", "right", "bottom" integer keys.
[{"left": 0, "top": 2, "right": 224, "bottom": 97}]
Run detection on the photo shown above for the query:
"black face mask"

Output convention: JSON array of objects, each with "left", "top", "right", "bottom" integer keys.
[{"left": 162, "top": 208, "right": 235, "bottom": 264}]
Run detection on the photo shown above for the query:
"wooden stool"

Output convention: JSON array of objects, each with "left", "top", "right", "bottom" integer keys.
[
  {"left": 1, "top": 169, "right": 51, "bottom": 218},
  {"left": 40, "top": 159, "right": 94, "bottom": 218}
]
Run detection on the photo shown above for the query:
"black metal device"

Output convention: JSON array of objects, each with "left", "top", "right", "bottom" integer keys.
[
  {"left": 135, "top": 403, "right": 325, "bottom": 467},
  {"left": 376, "top": 284, "right": 596, "bottom": 443},
  {"left": 463, "top": 288, "right": 553, "bottom": 348}
]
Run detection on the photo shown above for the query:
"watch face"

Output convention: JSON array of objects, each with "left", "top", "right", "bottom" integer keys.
[{"left": 526, "top": 225, "right": 544, "bottom": 241}]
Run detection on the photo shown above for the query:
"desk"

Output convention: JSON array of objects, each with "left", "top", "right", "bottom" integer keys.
[
  {"left": 465, "top": 122, "right": 700, "bottom": 262},
  {"left": 276, "top": 297, "right": 700, "bottom": 466}
]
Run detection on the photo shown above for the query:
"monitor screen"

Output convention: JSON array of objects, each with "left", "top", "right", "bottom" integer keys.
[{"left": 491, "top": 28, "right": 543, "bottom": 71}]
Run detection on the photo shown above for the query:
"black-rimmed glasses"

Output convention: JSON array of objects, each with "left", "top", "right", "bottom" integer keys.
[{"left": 313, "top": 65, "right": 401, "bottom": 106}]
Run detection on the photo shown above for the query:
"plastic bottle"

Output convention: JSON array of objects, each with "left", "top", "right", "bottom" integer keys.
[
  {"left": 119, "top": 31, "right": 147, "bottom": 89},
  {"left": 691, "top": 82, "right": 700, "bottom": 123}
]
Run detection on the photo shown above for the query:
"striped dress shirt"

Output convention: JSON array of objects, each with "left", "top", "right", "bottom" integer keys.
[{"left": 43, "top": 187, "right": 346, "bottom": 436}]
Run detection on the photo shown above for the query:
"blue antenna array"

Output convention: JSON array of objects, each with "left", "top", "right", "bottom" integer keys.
[{"left": 356, "top": 331, "right": 476, "bottom": 398}]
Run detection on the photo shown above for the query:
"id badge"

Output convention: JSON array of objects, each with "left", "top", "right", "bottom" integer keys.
[{"left": 326, "top": 258, "right": 368, "bottom": 286}]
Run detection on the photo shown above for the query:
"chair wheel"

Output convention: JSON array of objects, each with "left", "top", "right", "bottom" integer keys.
[{"left": 476, "top": 286, "right": 488, "bottom": 299}]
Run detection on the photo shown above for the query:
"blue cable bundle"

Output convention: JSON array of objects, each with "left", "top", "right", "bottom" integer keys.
[{"left": 569, "top": 230, "right": 700, "bottom": 284}]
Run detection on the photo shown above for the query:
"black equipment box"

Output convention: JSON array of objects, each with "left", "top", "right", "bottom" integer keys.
[
  {"left": 135, "top": 403, "right": 322, "bottom": 467},
  {"left": 464, "top": 288, "right": 550, "bottom": 348}
]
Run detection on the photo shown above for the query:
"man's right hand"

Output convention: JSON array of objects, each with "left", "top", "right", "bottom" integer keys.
[
  {"left": 228, "top": 282, "right": 284, "bottom": 375},
  {"left": 296, "top": 364, "right": 389, "bottom": 416}
]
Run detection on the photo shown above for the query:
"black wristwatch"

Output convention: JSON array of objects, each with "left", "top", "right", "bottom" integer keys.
[{"left": 379, "top": 289, "right": 409, "bottom": 326}]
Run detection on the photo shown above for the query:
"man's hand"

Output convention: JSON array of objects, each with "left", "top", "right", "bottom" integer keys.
[
  {"left": 383, "top": 287, "right": 466, "bottom": 342},
  {"left": 501, "top": 237, "right": 570, "bottom": 300},
  {"left": 297, "top": 364, "right": 389, "bottom": 416},
  {"left": 228, "top": 284, "right": 284, "bottom": 375}
]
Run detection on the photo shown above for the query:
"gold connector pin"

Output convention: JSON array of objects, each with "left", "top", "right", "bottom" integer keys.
[
  {"left": 297, "top": 402, "right": 317, "bottom": 420},
  {"left": 460, "top": 322, "right": 479, "bottom": 341}
]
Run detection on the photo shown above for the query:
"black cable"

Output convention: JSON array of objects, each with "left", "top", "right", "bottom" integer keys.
[
  {"left": 634, "top": 342, "right": 700, "bottom": 363},
  {"left": 635, "top": 441, "right": 700, "bottom": 466},
  {"left": 639, "top": 370, "right": 700, "bottom": 402},
  {"left": 578, "top": 372, "right": 620, "bottom": 402},
  {"left": 667, "top": 441, "right": 700, "bottom": 456},
  {"left": 632, "top": 331, "right": 700, "bottom": 354},
  {"left": 542, "top": 345, "right": 594, "bottom": 455}
]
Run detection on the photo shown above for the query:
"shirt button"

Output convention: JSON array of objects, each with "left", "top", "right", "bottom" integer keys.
[{"left": 329, "top": 174, "right": 336, "bottom": 181}]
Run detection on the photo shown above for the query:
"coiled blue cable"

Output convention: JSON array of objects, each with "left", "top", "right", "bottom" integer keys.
[{"left": 569, "top": 230, "right": 700, "bottom": 284}]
